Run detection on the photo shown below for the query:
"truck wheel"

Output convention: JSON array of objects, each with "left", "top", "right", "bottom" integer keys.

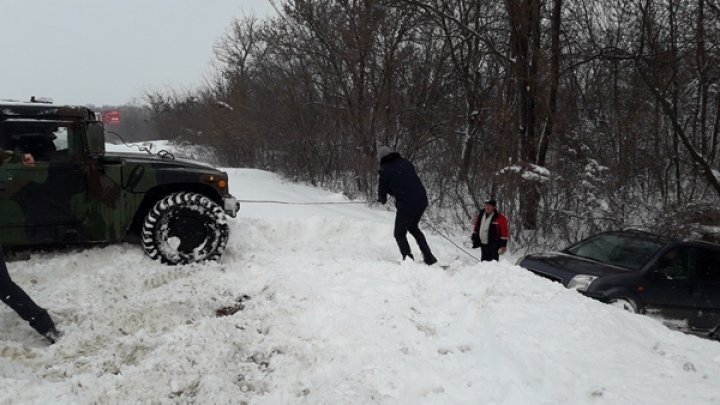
[{"left": 142, "top": 192, "right": 229, "bottom": 264}]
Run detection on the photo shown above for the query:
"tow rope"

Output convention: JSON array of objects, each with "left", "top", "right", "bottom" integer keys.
[
  {"left": 236, "top": 199, "right": 368, "bottom": 205},
  {"left": 423, "top": 221, "right": 481, "bottom": 263},
  {"left": 237, "top": 199, "right": 481, "bottom": 262}
]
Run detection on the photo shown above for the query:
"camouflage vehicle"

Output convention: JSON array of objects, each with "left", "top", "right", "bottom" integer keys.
[{"left": 0, "top": 101, "right": 239, "bottom": 264}]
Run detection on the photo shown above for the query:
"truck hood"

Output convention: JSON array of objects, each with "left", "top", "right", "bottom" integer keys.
[{"left": 102, "top": 151, "right": 222, "bottom": 172}]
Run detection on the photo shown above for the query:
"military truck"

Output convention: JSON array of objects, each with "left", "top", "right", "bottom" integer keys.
[{"left": 0, "top": 101, "right": 239, "bottom": 264}]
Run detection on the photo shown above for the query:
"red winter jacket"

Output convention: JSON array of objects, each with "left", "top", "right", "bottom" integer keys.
[{"left": 472, "top": 211, "right": 509, "bottom": 248}]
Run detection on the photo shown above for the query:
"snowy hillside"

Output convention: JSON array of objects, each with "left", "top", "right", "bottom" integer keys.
[{"left": 1, "top": 168, "right": 720, "bottom": 404}]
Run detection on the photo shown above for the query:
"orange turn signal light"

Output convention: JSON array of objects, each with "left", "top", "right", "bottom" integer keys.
[{"left": 202, "top": 175, "right": 228, "bottom": 190}]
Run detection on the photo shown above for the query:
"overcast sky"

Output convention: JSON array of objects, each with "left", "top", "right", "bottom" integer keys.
[{"left": 1, "top": 0, "right": 275, "bottom": 106}]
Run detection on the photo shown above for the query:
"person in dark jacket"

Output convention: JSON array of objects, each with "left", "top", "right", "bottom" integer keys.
[
  {"left": 471, "top": 199, "right": 509, "bottom": 261},
  {"left": 377, "top": 146, "right": 437, "bottom": 265},
  {"left": 0, "top": 150, "right": 61, "bottom": 344}
]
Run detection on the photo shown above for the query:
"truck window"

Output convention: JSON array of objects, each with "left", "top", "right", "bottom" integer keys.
[{"left": 0, "top": 121, "right": 74, "bottom": 161}]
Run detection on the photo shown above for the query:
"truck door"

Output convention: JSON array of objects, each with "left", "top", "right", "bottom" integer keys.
[{"left": 0, "top": 121, "right": 88, "bottom": 245}]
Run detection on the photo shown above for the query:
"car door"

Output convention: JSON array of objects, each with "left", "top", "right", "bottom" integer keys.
[
  {"left": 0, "top": 121, "right": 88, "bottom": 245},
  {"left": 691, "top": 246, "right": 720, "bottom": 332},
  {"left": 637, "top": 246, "right": 697, "bottom": 330}
]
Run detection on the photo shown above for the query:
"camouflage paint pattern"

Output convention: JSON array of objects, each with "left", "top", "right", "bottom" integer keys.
[{"left": 0, "top": 103, "right": 233, "bottom": 248}]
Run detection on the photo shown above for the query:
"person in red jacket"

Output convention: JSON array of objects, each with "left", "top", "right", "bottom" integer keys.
[{"left": 471, "top": 199, "right": 509, "bottom": 261}]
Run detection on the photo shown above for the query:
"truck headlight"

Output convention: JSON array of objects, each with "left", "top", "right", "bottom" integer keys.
[{"left": 567, "top": 274, "right": 598, "bottom": 292}]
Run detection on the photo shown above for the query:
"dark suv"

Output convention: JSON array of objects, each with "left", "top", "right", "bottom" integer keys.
[
  {"left": 517, "top": 230, "right": 720, "bottom": 339},
  {"left": 0, "top": 101, "right": 239, "bottom": 264}
]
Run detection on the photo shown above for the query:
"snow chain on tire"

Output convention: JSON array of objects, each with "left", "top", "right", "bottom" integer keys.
[{"left": 142, "top": 192, "right": 229, "bottom": 264}]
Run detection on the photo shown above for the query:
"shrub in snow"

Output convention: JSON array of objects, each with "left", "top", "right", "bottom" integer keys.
[{"left": 648, "top": 201, "right": 720, "bottom": 243}]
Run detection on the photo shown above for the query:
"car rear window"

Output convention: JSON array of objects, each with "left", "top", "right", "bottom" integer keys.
[{"left": 564, "top": 233, "right": 665, "bottom": 270}]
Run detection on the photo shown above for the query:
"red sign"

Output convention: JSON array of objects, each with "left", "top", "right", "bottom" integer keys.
[{"left": 100, "top": 110, "right": 121, "bottom": 125}]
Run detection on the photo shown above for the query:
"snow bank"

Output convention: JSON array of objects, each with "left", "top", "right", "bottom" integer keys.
[{"left": 1, "top": 169, "right": 719, "bottom": 404}]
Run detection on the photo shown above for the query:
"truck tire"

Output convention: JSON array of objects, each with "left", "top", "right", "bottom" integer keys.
[{"left": 142, "top": 192, "right": 229, "bottom": 264}]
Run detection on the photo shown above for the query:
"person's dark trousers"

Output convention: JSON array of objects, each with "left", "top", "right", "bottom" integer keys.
[
  {"left": 393, "top": 205, "right": 437, "bottom": 264},
  {"left": 480, "top": 244, "right": 499, "bottom": 261},
  {"left": 0, "top": 248, "right": 55, "bottom": 335}
]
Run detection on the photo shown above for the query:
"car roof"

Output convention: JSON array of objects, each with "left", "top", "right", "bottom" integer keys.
[
  {"left": 0, "top": 102, "right": 95, "bottom": 121},
  {"left": 604, "top": 229, "right": 720, "bottom": 249},
  {"left": 678, "top": 239, "right": 720, "bottom": 250},
  {"left": 606, "top": 229, "right": 678, "bottom": 244}
]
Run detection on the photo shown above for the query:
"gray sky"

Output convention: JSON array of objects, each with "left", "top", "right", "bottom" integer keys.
[{"left": 1, "top": 0, "right": 275, "bottom": 106}]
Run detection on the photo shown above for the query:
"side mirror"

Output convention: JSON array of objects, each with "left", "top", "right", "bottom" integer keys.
[{"left": 86, "top": 122, "right": 106, "bottom": 157}]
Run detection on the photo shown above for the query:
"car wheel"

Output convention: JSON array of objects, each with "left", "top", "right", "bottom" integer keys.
[
  {"left": 609, "top": 297, "right": 639, "bottom": 313},
  {"left": 710, "top": 325, "right": 720, "bottom": 341},
  {"left": 142, "top": 192, "right": 229, "bottom": 264}
]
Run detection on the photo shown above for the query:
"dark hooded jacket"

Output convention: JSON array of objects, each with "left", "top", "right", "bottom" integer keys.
[{"left": 377, "top": 152, "right": 428, "bottom": 210}]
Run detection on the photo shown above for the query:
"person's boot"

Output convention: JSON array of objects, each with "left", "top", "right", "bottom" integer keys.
[
  {"left": 424, "top": 255, "right": 438, "bottom": 266},
  {"left": 43, "top": 327, "right": 63, "bottom": 344},
  {"left": 402, "top": 254, "right": 414, "bottom": 261}
]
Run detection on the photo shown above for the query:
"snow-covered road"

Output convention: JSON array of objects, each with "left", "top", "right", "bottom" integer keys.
[{"left": 1, "top": 168, "right": 719, "bottom": 404}]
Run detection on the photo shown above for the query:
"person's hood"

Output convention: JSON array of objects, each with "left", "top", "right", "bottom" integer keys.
[{"left": 380, "top": 152, "right": 401, "bottom": 164}]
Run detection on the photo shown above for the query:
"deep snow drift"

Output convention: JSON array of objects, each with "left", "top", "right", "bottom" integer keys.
[{"left": 1, "top": 168, "right": 719, "bottom": 404}]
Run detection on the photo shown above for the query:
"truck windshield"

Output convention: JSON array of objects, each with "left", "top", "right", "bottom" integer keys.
[{"left": 564, "top": 233, "right": 665, "bottom": 270}]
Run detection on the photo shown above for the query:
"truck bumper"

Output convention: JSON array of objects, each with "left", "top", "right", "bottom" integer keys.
[{"left": 223, "top": 196, "right": 239, "bottom": 218}]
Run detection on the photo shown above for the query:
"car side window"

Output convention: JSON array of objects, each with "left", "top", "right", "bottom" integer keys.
[
  {"left": 654, "top": 247, "right": 692, "bottom": 280},
  {"left": 695, "top": 248, "right": 720, "bottom": 283},
  {"left": 6, "top": 123, "right": 73, "bottom": 162}
]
